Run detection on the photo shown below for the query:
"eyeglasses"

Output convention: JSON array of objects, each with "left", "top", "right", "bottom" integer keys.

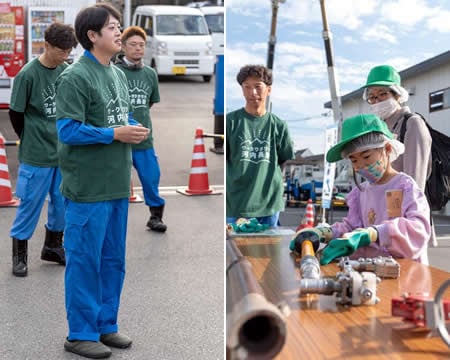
[
  {"left": 103, "top": 22, "right": 122, "bottom": 32},
  {"left": 366, "top": 91, "right": 392, "bottom": 104}
]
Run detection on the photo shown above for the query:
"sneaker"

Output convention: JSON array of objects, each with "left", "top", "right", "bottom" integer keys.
[
  {"left": 64, "top": 339, "right": 112, "bottom": 359},
  {"left": 100, "top": 333, "right": 132, "bottom": 349}
]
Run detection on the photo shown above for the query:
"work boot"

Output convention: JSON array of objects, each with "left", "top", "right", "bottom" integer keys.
[
  {"left": 146, "top": 205, "right": 167, "bottom": 232},
  {"left": 12, "top": 238, "right": 28, "bottom": 277},
  {"left": 41, "top": 226, "right": 65, "bottom": 265}
]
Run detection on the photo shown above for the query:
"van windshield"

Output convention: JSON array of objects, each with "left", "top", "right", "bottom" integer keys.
[
  {"left": 204, "top": 14, "right": 224, "bottom": 33},
  {"left": 156, "top": 15, "right": 209, "bottom": 35}
]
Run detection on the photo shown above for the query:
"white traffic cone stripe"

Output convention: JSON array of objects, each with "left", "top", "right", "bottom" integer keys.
[
  {"left": 194, "top": 139, "right": 204, "bottom": 145},
  {"left": 192, "top": 153, "right": 206, "bottom": 160},
  {"left": 0, "top": 178, "right": 11, "bottom": 187},
  {"left": 0, "top": 163, "right": 8, "bottom": 172},
  {"left": 0, "top": 148, "right": 5, "bottom": 156},
  {"left": 190, "top": 167, "right": 208, "bottom": 174}
]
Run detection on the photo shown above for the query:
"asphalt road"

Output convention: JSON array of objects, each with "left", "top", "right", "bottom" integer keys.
[{"left": 0, "top": 74, "right": 225, "bottom": 360}]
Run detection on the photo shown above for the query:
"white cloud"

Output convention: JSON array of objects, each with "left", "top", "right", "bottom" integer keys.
[
  {"left": 225, "top": 0, "right": 269, "bottom": 16},
  {"left": 226, "top": 44, "right": 266, "bottom": 70},
  {"left": 226, "top": 0, "right": 378, "bottom": 30},
  {"left": 425, "top": 9, "right": 450, "bottom": 32},
  {"left": 380, "top": 0, "right": 435, "bottom": 26},
  {"left": 360, "top": 23, "right": 398, "bottom": 44},
  {"left": 323, "top": 0, "right": 378, "bottom": 30},
  {"left": 276, "top": 42, "right": 324, "bottom": 63},
  {"left": 225, "top": 0, "right": 450, "bottom": 154},
  {"left": 343, "top": 35, "right": 357, "bottom": 44},
  {"left": 270, "top": 81, "right": 330, "bottom": 117}
]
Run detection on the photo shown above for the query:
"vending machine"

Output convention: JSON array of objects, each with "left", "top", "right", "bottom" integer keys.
[
  {"left": 0, "top": 3, "right": 25, "bottom": 108},
  {"left": 28, "top": 7, "right": 65, "bottom": 61}
]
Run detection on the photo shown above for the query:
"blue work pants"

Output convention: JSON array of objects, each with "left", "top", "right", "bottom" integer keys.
[
  {"left": 10, "top": 163, "right": 65, "bottom": 240},
  {"left": 64, "top": 198, "right": 128, "bottom": 341},
  {"left": 132, "top": 148, "right": 165, "bottom": 208}
]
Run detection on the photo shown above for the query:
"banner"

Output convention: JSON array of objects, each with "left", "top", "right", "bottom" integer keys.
[{"left": 321, "top": 124, "right": 338, "bottom": 209}]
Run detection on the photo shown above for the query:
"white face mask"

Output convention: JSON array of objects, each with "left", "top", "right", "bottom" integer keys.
[{"left": 369, "top": 97, "right": 401, "bottom": 119}]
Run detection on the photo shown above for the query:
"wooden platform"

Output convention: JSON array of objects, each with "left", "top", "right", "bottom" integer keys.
[{"left": 232, "top": 235, "right": 450, "bottom": 359}]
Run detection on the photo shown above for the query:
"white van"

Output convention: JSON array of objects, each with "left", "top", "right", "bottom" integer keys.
[
  {"left": 198, "top": 6, "right": 224, "bottom": 56},
  {"left": 132, "top": 5, "right": 215, "bottom": 82}
]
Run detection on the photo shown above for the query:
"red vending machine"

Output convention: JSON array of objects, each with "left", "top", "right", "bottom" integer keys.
[{"left": 0, "top": 3, "right": 25, "bottom": 108}]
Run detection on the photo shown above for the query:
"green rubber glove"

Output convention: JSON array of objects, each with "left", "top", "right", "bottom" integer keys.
[
  {"left": 229, "top": 218, "right": 270, "bottom": 233},
  {"left": 319, "top": 227, "right": 378, "bottom": 265},
  {"left": 289, "top": 225, "right": 333, "bottom": 252}
]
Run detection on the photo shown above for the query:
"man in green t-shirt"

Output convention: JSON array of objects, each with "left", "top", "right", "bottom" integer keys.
[
  {"left": 8, "top": 22, "right": 77, "bottom": 277},
  {"left": 226, "top": 65, "right": 294, "bottom": 227},
  {"left": 55, "top": 4, "right": 150, "bottom": 359},
  {"left": 114, "top": 26, "right": 167, "bottom": 233}
]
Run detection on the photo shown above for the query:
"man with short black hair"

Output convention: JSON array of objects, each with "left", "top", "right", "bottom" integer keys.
[
  {"left": 226, "top": 64, "right": 294, "bottom": 228},
  {"left": 9, "top": 22, "right": 77, "bottom": 277},
  {"left": 56, "top": 4, "right": 149, "bottom": 358}
]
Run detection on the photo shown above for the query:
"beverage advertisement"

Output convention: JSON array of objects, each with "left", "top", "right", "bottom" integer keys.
[
  {"left": 0, "top": 3, "right": 25, "bottom": 108},
  {"left": 28, "top": 7, "right": 65, "bottom": 61}
]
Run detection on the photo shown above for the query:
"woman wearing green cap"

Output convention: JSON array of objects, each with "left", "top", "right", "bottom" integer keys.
[
  {"left": 362, "top": 64, "right": 435, "bottom": 246},
  {"left": 292, "top": 114, "right": 431, "bottom": 265},
  {"left": 362, "top": 64, "right": 432, "bottom": 191}
]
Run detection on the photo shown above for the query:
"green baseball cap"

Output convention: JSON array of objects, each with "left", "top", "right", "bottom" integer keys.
[
  {"left": 363, "top": 65, "right": 401, "bottom": 87},
  {"left": 326, "top": 114, "right": 393, "bottom": 163}
]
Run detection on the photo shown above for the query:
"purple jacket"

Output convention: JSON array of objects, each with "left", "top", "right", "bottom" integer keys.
[{"left": 331, "top": 172, "right": 430, "bottom": 264}]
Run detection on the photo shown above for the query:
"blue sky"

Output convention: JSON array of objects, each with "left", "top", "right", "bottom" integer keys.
[{"left": 225, "top": 0, "right": 450, "bottom": 154}]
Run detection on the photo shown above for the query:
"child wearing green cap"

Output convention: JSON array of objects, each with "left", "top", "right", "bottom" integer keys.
[{"left": 292, "top": 114, "right": 430, "bottom": 265}]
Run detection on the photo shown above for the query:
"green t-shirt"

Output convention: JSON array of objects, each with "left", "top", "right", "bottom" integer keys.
[
  {"left": 55, "top": 55, "right": 132, "bottom": 202},
  {"left": 10, "top": 58, "right": 68, "bottom": 167},
  {"left": 114, "top": 63, "right": 160, "bottom": 150},
  {"left": 226, "top": 108, "right": 294, "bottom": 218}
]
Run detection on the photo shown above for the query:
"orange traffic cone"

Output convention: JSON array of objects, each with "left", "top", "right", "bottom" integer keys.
[
  {"left": 177, "top": 128, "right": 221, "bottom": 196},
  {"left": 0, "top": 135, "right": 19, "bottom": 207},
  {"left": 295, "top": 199, "right": 315, "bottom": 231},
  {"left": 305, "top": 199, "right": 315, "bottom": 226},
  {"left": 129, "top": 179, "right": 143, "bottom": 203}
]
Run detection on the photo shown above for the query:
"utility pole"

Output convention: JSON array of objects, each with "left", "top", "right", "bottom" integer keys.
[
  {"left": 266, "top": 0, "right": 285, "bottom": 111},
  {"left": 123, "top": 0, "right": 131, "bottom": 29},
  {"left": 319, "top": 0, "right": 343, "bottom": 134},
  {"left": 319, "top": 0, "right": 343, "bottom": 221}
]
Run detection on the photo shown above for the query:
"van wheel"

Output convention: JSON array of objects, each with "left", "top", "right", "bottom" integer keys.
[{"left": 203, "top": 75, "right": 212, "bottom": 83}]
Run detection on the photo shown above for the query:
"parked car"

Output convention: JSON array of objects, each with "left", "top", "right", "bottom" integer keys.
[
  {"left": 198, "top": 6, "right": 224, "bottom": 56},
  {"left": 132, "top": 5, "right": 215, "bottom": 82}
]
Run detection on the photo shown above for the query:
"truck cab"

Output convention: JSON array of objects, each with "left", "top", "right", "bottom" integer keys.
[
  {"left": 198, "top": 6, "right": 224, "bottom": 56},
  {"left": 132, "top": 5, "right": 215, "bottom": 82}
]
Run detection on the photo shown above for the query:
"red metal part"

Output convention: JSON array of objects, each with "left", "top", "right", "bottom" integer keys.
[{"left": 391, "top": 293, "right": 450, "bottom": 327}]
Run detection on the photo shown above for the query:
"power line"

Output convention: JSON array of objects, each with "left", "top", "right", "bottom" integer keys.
[{"left": 285, "top": 111, "right": 332, "bottom": 122}]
